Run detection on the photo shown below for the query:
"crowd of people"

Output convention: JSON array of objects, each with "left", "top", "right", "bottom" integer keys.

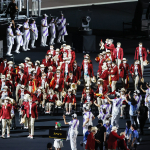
[{"left": 2, "top": 20, "right": 150, "bottom": 150}]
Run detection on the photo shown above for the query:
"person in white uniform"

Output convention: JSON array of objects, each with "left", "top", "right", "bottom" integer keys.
[
  {"left": 106, "top": 93, "right": 122, "bottom": 128},
  {"left": 30, "top": 19, "right": 38, "bottom": 48},
  {"left": 15, "top": 24, "right": 23, "bottom": 53},
  {"left": 57, "top": 12, "right": 69, "bottom": 43},
  {"left": 23, "top": 18, "right": 30, "bottom": 51},
  {"left": 41, "top": 14, "right": 49, "bottom": 47},
  {"left": 6, "top": 22, "right": 15, "bottom": 56},
  {"left": 83, "top": 104, "right": 95, "bottom": 135},
  {"left": 63, "top": 114, "right": 79, "bottom": 150},
  {"left": 49, "top": 17, "right": 56, "bottom": 45},
  {"left": 32, "top": 0, "right": 41, "bottom": 16}
]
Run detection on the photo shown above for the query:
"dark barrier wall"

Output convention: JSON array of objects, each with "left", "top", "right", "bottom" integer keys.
[{"left": 36, "top": 2, "right": 137, "bottom": 31}]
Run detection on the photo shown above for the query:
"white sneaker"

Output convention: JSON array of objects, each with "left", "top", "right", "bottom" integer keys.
[
  {"left": 27, "top": 135, "right": 31, "bottom": 138},
  {"left": 31, "top": 46, "right": 36, "bottom": 49},
  {"left": 7, "top": 134, "right": 10, "bottom": 138},
  {"left": 22, "top": 48, "right": 27, "bottom": 51},
  {"left": 66, "top": 112, "right": 68, "bottom": 115},
  {"left": 6, "top": 53, "right": 12, "bottom": 56},
  {"left": 1, "top": 135, "right": 5, "bottom": 138},
  {"left": 15, "top": 51, "right": 20, "bottom": 54},
  {"left": 40, "top": 44, "right": 45, "bottom": 47},
  {"left": 148, "top": 127, "right": 150, "bottom": 129},
  {"left": 27, "top": 48, "right": 30, "bottom": 51},
  {"left": 57, "top": 41, "right": 61, "bottom": 43},
  {"left": 30, "top": 136, "right": 33, "bottom": 139},
  {"left": 45, "top": 44, "right": 48, "bottom": 46}
]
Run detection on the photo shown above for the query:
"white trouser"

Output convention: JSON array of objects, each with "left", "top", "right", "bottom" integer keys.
[
  {"left": 97, "top": 97, "right": 102, "bottom": 110},
  {"left": 70, "top": 130, "right": 77, "bottom": 150},
  {"left": 134, "top": 76, "right": 139, "bottom": 90},
  {"left": 31, "top": 39, "right": 35, "bottom": 47},
  {"left": 27, "top": 116, "right": 35, "bottom": 136},
  {"left": 116, "top": 58, "right": 121, "bottom": 69},
  {"left": 2, "top": 119, "right": 11, "bottom": 135},
  {"left": 23, "top": 38, "right": 29, "bottom": 50},
  {"left": 120, "top": 105, "right": 126, "bottom": 116},
  {"left": 111, "top": 81, "right": 117, "bottom": 92},
  {"left": 57, "top": 35, "right": 64, "bottom": 42},
  {"left": 7, "top": 40, "right": 13, "bottom": 54},
  {"left": 32, "top": 1, "right": 38, "bottom": 15},
  {"left": 16, "top": 84, "right": 21, "bottom": 102},
  {"left": 19, "top": 99, "right": 24, "bottom": 106},
  {"left": 140, "top": 57, "right": 144, "bottom": 75},
  {"left": 49, "top": 37, "right": 55, "bottom": 45},
  {"left": 56, "top": 91, "right": 62, "bottom": 102},
  {"left": 24, "top": 114, "right": 28, "bottom": 127},
  {"left": 46, "top": 102, "right": 54, "bottom": 111},
  {"left": 15, "top": 43, "right": 21, "bottom": 52},
  {"left": 83, "top": 125, "right": 88, "bottom": 136},
  {"left": 41, "top": 36, "right": 47, "bottom": 46},
  {"left": 111, "top": 114, "right": 120, "bottom": 128},
  {"left": 65, "top": 103, "right": 72, "bottom": 109}
]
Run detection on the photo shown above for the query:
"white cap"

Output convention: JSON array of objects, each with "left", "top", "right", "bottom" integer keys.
[
  {"left": 25, "top": 57, "right": 30, "bottom": 61},
  {"left": 72, "top": 113, "right": 77, "bottom": 118},
  {"left": 43, "top": 14, "right": 48, "bottom": 17},
  {"left": 40, "top": 64, "right": 45, "bottom": 68},
  {"left": 7, "top": 61, "right": 14, "bottom": 64},
  {"left": 111, "top": 126, "right": 118, "bottom": 131},
  {"left": 21, "top": 85, "right": 25, "bottom": 89}
]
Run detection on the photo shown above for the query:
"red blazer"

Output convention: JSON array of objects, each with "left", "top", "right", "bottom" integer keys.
[
  {"left": 104, "top": 43, "right": 115, "bottom": 54},
  {"left": 134, "top": 47, "right": 147, "bottom": 61},
  {"left": 0, "top": 61, "right": 8, "bottom": 73},
  {"left": 119, "top": 63, "right": 130, "bottom": 78},
  {"left": 46, "top": 94, "right": 58, "bottom": 103},
  {"left": 35, "top": 67, "right": 41, "bottom": 79},
  {"left": 63, "top": 94, "right": 76, "bottom": 103},
  {"left": 66, "top": 75, "right": 77, "bottom": 84},
  {"left": 107, "top": 131, "right": 125, "bottom": 149},
  {"left": 47, "top": 72, "right": 54, "bottom": 83},
  {"left": 99, "top": 70, "right": 108, "bottom": 85},
  {"left": 46, "top": 50, "right": 56, "bottom": 56},
  {"left": 82, "top": 89, "right": 94, "bottom": 97},
  {"left": 85, "top": 132, "right": 95, "bottom": 150},
  {"left": 53, "top": 77, "right": 64, "bottom": 92},
  {"left": 24, "top": 67, "right": 33, "bottom": 81},
  {"left": 73, "top": 66, "right": 81, "bottom": 80},
  {"left": 114, "top": 48, "right": 123, "bottom": 60},
  {"left": 25, "top": 102, "right": 38, "bottom": 118},
  {"left": 81, "top": 63, "right": 94, "bottom": 77},
  {"left": 109, "top": 65, "right": 119, "bottom": 81},
  {"left": 18, "top": 89, "right": 31, "bottom": 99},
  {"left": 2, "top": 67, "right": 16, "bottom": 80},
  {"left": 0, "top": 103, "right": 12, "bottom": 119},
  {"left": 60, "top": 63, "right": 73, "bottom": 75},
  {"left": 36, "top": 78, "right": 47, "bottom": 88},
  {"left": 95, "top": 84, "right": 108, "bottom": 95},
  {"left": 83, "top": 93, "right": 94, "bottom": 103},
  {"left": 42, "top": 59, "right": 51, "bottom": 67},
  {"left": 66, "top": 51, "right": 76, "bottom": 64},
  {"left": 32, "top": 93, "right": 43, "bottom": 103},
  {"left": 0, "top": 80, "right": 14, "bottom": 91},
  {"left": 130, "top": 64, "right": 142, "bottom": 78},
  {"left": 15, "top": 74, "right": 27, "bottom": 86}
]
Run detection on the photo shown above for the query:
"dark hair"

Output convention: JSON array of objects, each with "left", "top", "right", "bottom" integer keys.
[
  {"left": 131, "top": 124, "right": 136, "bottom": 130},
  {"left": 88, "top": 125, "right": 92, "bottom": 129},
  {"left": 131, "top": 99, "right": 137, "bottom": 106},
  {"left": 20, "top": 69, "right": 24, "bottom": 74},
  {"left": 98, "top": 120, "right": 103, "bottom": 124},
  {"left": 126, "top": 120, "right": 131, "bottom": 128},
  {"left": 47, "top": 143, "right": 52, "bottom": 148}
]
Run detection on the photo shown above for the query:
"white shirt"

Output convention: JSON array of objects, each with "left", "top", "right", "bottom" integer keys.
[
  {"left": 83, "top": 111, "right": 93, "bottom": 126},
  {"left": 99, "top": 86, "right": 103, "bottom": 94},
  {"left": 86, "top": 95, "right": 91, "bottom": 102},
  {"left": 139, "top": 47, "right": 142, "bottom": 57},
  {"left": 1, "top": 92, "right": 7, "bottom": 100},
  {"left": 134, "top": 65, "right": 138, "bottom": 76},
  {"left": 84, "top": 64, "right": 88, "bottom": 75},
  {"left": 117, "top": 48, "right": 119, "bottom": 58},
  {"left": 68, "top": 119, "right": 79, "bottom": 131},
  {"left": 42, "top": 79, "right": 45, "bottom": 88},
  {"left": 21, "top": 90, "right": 24, "bottom": 99},
  {"left": 65, "top": 63, "right": 68, "bottom": 74},
  {"left": 1, "top": 81, "right": 5, "bottom": 90}
]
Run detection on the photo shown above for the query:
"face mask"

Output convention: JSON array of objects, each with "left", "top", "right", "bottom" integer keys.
[
  {"left": 49, "top": 91, "right": 52, "bottom": 94},
  {"left": 121, "top": 92, "right": 124, "bottom": 94},
  {"left": 56, "top": 52, "right": 59, "bottom": 55},
  {"left": 41, "top": 68, "right": 44, "bottom": 71},
  {"left": 84, "top": 61, "right": 88, "bottom": 64},
  {"left": 3, "top": 89, "right": 6, "bottom": 92},
  {"left": 4, "top": 100, "right": 8, "bottom": 103},
  {"left": 123, "top": 61, "right": 126, "bottom": 64},
  {"left": 37, "top": 89, "right": 41, "bottom": 92},
  {"left": 103, "top": 62, "right": 106, "bottom": 65},
  {"left": 43, "top": 76, "right": 46, "bottom": 79},
  {"left": 139, "top": 44, "right": 142, "bottom": 47},
  {"left": 98, "top": 82, "right": 100, "bottom": 84},
  {"left": 21, "top": 89, "right": 24, "bottom": 91},
  {"left": 35, "top": 63, "right": 37, "bottom": 66},
  {"left": 19, "top": 66, "right": 21, "bottom": 68},
  {"left": 28, "top": 64, "right": 31, "bottom": 67},
  {"left": 57, "top": 75, "right": 60, "bottom": 77},
  {"left": 25, "top": 60, "right": 27, "bottom": 63},
  {"left": 112, "top": 64, "right": 115, "bottom": 67},
  {"left": 2, "top": 79, "right": 5, "bottom": 81},
  {"left": 68, "top": 92, "right": 71, "bottom": 95},
  {"left": 4, "top": 61, "right": 7, "bottom": 63},
  {"left": 29, "top": 99, "right": 32, "bottom": 102},
  {"left": 107, "top": 54, "right": 110, "bottom": 56},
  {"left": 108, "top": 41, "right": 111, "bottom": 44},
  {"left": 74, "top": 64, "right": 77, "bottom": 67},
  {"left": 9, "top": 64, "right": 13, "bottom": 67},
  {"left": 50, "top": 47, "right": 53, "bottom": 50},
  {"left": 87, "top": 93, "right": 89, "bottom": 95},
  {"left": 117, "top": 45, "right": 120, "bottom": 48}
]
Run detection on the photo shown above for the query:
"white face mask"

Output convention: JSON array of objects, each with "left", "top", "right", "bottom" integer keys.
[
  {"left": 139, "top": 44, "right": 142, "bottom": 47},
  {"left": 112, "top": 64, "right": 115, "bottom": 67},
  {"left": 4, "top": 100, "right": 8, "bottom": 103},
  {"left": 123, "top": 61, "right": 126, "bottom": 64},
  {"left": 25, "top": 60, "right": 27, "bottom": 63},
  {"left": 35, "top": 63, "right": 37, "bottom": 66},
  {"left": 56, "top": 52, "right": 59, "bottom": 55},
  {"left": 49, "top": 91, "right": 52, "bottom": 94},
  {"left": 57, "top": 75, "right": 60, "bottom": 78},
  {"left": 2, "top": 79, "right": 5, "bottom": 81},
  {"left": 68, "top": 92, "right": 71, "bottom": 95},
  {"left": 103, "top": 62, "right": 106, "bottom": 65},
  {"left": 37, "top": 89, "right": 41, "bottom": 92},
  {"left": 3, "top": 89, "right": 6, "bottom": 92},
  {"left": 87, "top": 93, "right": 89, "bottom": 95},
  {"left": 28, "top": 64, "right": 31, "bottom": 67},
  {"left": 19, "top": 66, "right": 21, "bottom": 68},
  {"left": 9, "top": 64, "right": 13, "bottom": 67},
  {"left": 117, "top": 45, "right": 120, "bottom": 48},
  {"left": 108, "top": 41, "right": 111, "bottom": 44},
  {"left": 50, "top": 47, "right": 53, "bottom": 50},
  {"left": 41, "top": 68, "right": 44, "bottom": 71},
  {"left": 21, "top": 89, "right": 24, "bottom": 91},
  {"left": 98, "top": 82, "right": 100, "bottom": 84},
  {"left": 29, "top": 99, "right": 32, "bottom": 102},
  {"left": 74, "top": 64, "right": 77, "bottom": 67}
]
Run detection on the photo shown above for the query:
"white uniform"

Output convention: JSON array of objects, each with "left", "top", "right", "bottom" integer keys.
[
  {"left": 7, "top": 26, "right": 14, "bottom": 55},
  {"left": 67, "top": 119, "right": 79, "bottom": 150},
  {"left": 99, "top": 104, "right": 112, "bottom": 114},
  {"left": 111, "top": 98, "right": 122, "bottom": 128},
  {"left": 98, "top": 112, "right": 110, "bottom": 124},
  {"left": 135, "top": 95, "right": 142, "bottom": 124},
  {"left": 23, "top": 22, "right": 30, "bottom": 50},
  {"left": 41, "top": 18, "right": 48, "bottom": 46},
  {"left": 145, "top": 88, "right": 150, "bottom": 122},
  {"left": 57, "top": 17, "right": 68, "bottom": 43},
  {"left": 54, "top": 138, "right": 63, "bottom": 149},
  {"left": 49, "top": 21, "right": 56, "bottom": 45},
  {"left": 83, "top": 111, "right": 93, "bottom": 135},
  {"left": 32, "top": 0, "right": 41, "bottom": 16},
  {"left": 15, "top": 28, "right": 23, "bottom": 52},
  {"left": 30, "top": 23, "right": 38, "bottom": 48}
]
